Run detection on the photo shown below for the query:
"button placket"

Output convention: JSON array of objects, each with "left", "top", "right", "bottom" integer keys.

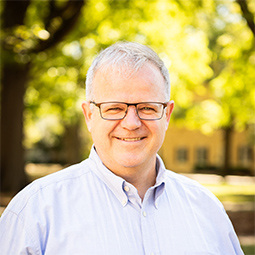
[{"left": 140, "top": 196, "right": 160, "bottom": 255}]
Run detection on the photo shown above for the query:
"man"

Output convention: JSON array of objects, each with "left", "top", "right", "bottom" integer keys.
[{"left": 0, "top": 42, "right": 243, "bottom": 254}]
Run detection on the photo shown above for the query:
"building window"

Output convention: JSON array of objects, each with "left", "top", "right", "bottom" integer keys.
[
  {"left": 196, "top": 147, "right": 208, "bottom": 166},
  {"left": 176, "top": 148, "right": 188, "bottom": 163},
  {"left": 238, "top": 146, "right": 253, "bottom": 165}
]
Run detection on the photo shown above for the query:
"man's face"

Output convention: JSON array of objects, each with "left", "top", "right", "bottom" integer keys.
[{"left": 82, "top": 62, "right": 174, "bottom": 174}]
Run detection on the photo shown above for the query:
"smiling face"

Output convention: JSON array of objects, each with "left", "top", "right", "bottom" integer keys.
[{"left": 82, "top": 62, "right": 174, "bottom": 178}]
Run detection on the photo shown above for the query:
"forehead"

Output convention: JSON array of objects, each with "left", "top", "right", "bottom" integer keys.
[{"left": 92, "top": 62, "right": 166, "bottom": 102}]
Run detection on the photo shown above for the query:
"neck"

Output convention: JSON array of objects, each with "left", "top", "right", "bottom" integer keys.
[
  {"left": 125, "top": 166, "right": 157, "bottom": 200},
  {"left": 106, "top": 159, "right": 157, "bottom": 200},
  {"left": 94, "top": 147, "right": 158, "bottom": 200}
]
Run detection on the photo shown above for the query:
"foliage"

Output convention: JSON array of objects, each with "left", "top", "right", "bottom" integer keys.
[
  {"left": 173, "top": 0, "right": 255, "bottom": 135},
  {"left": 1, "top": 0, "right": 86, "bottom": 192},
  {"left": 1, "top": 0, "right": 254, "bottom": 162},
  {"left": 23, "top": 0, "right": 213, "bottom": 152}
]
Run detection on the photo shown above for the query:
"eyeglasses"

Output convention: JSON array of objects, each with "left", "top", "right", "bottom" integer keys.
[{"left": 90, "top": 101, "right": 168, "bottom": 120}]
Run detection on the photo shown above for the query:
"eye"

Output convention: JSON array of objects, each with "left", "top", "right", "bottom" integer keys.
[
  {"left": 139, "top": 105, "right": 157, "bottom": 113},
  {"left": 106, "top": 107, "right": 124, "bottom": 112},
  {"left": 103, "top": 104, "right": 126, "bottom": 113},
  {"left": 142, "top": 107, "right": 156, "bottom": 111}
]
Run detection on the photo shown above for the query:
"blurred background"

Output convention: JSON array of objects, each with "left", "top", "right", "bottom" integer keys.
[{"left": 0, "top": 0, "right": 254, "bottom": 253}]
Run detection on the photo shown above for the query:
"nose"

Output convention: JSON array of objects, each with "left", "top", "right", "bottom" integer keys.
[{"left": 120, "top": 105, "right": 142, "bottom": 130}]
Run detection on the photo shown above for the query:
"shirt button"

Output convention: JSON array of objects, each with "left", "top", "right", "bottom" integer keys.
[
  {"left": 124, "top": 186, "right": 130, "bottom": 192},
  {"left": 122, "top": 198, "right": 127, "bottom": 206},
  {"left": 150, "top": 253, "right": 155, "bottom": 255},
  {"left": 143, "top": 211, "right": 147, "bottom": 217}
]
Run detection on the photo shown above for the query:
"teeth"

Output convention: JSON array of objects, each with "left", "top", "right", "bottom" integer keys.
[{"left": 118, "top": 137, "right": 142, "bottom": 141}]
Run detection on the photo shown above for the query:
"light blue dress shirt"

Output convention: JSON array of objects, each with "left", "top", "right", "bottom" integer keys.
[{"left": 0, "top": 147, "right": 243, "bottom": 255}]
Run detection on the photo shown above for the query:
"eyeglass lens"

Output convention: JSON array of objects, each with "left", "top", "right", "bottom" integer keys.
[{"left": 100, "top": 102, "right": 164, "bottom": 120}]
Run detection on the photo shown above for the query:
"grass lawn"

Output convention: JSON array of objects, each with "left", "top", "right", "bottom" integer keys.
[
  {"left": 203, "top": 183, "right": 255, "bottom": 203},
  {"left": 241, "top": 245, "right": 255, "bottom": 255}
]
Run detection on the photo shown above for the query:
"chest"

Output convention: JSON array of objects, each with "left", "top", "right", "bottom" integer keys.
[{"left": 41, "top": 194, "right": 218, "bottom": 255}]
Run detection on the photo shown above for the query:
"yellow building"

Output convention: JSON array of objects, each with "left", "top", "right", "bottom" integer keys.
[{"left": 159, "top": 125, "right": 254, "bottom": 175}]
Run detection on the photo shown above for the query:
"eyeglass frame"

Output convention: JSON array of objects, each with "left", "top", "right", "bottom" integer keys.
[{"left": 90, "top": 101, "right": 168, "bottom": 121}]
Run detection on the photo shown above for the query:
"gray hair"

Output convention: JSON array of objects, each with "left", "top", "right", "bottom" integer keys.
[{"left": 85, "top": 41, "right": 170, "bottom": 100}]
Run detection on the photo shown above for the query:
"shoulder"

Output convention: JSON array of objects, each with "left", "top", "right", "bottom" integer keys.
[
  {"left": 164, "top": 169, "right": 204, "bottom": 189},
  {"left": 164, "top": 170, "right": 223, "bottom": 209},
  {"left": 2, "top": 159, "right": 94, "bottom": 216},
  {"left": 32, "top": 159, "right": 92, "bottom": 189}
]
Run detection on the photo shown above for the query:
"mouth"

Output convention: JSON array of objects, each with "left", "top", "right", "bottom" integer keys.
[{"left": 115, "top": 137, "right": 146, "bottom": 142}]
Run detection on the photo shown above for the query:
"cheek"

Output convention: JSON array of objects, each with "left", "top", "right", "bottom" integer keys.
[
  {"left": 90, "top": 119, "right": 117, "bottom": 142},
  {"left": 151, "top": 121, "right": 165, "bottom": 132},
  {"left": 152, "top": 122, "right": 167, "bottom": 142},
  {"left": 159, "top": 115, "right": 170, "bottom": 132}
]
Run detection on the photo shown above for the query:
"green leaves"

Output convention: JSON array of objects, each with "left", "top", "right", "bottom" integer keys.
[{"left": 2, "top": 0, "right": 253, "bottom": 150}]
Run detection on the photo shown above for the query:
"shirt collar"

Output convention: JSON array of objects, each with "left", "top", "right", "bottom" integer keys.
[
  {"left": 154, "top": 155, "right": 167, "bottom": 207},
  {"left": 88, "top": 145, "right": 167, "bottom": 207},
  {"left": 89, "top": 146, "right": 127, "bottom": 206}
]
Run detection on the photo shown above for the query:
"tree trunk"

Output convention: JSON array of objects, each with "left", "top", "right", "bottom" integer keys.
[
  {"left": 222, "top": 126, "right": 233, "bottom": 176},
  {"left": 1, "top": 63, "right": 30, "bottom": 193},
  {"left": 62, "top": 122, "right": 82, "bottom": 165},
  {"left": 0, "top": 0, "right": 85, "bottom": 194}
]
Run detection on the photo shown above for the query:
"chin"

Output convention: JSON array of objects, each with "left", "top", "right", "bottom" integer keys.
[
  {"left": 116, "top": 154, "right": 145, "bottom": 168},
  {"left": 122, "top": 160, "right": 141, "bottom": 167}
]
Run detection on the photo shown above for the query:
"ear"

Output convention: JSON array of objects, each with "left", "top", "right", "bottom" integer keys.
[
  {"left": 164, "top": 100, "right": 174, "bottom": 130},
  {"left": 81, "top": 101, "right": 93, "bottom": 132}
]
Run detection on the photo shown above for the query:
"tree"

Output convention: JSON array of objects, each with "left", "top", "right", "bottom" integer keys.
[
  {"left": 173, "top": 0, "right": 255, "bottom": 175},
  {"left": 1, "top": 0, "right": 85, "bottom": 193},
  {"left": 207, "top": 0, "right": 255, "bottom": 175},
  {"left": 2, "top": 0, "right": 253, "bottom": 193},
  {"left": 22, "top": 0, "right": 214, "bottom": 181},
  {"left": 236, "top": 0, "right": 255, "bottom": 36}
]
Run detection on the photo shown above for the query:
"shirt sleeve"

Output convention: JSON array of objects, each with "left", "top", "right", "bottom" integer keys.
[
  {"left": 199, "top": 186, "right": 244, "bottom": 255},
  {"left": 0, "top": 209, "right": 40, "bottom": 255},
  {"left": 219, "top": 207, "right": 245, "bottom": 255}
]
